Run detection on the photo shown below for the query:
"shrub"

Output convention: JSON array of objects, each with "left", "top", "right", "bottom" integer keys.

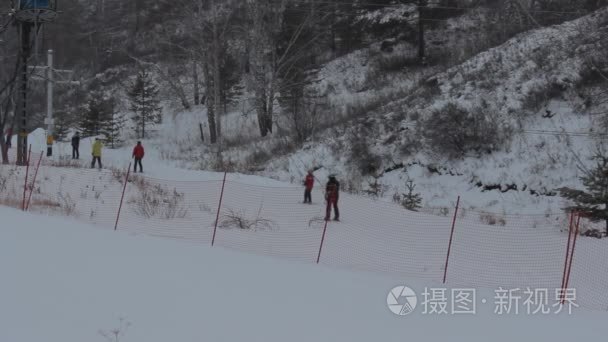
[
  {"left": 399, "top": 129, "right": 423, "bottom": 157},
  {"left": 376, "top": 53, "right": 418, "bottom": 73},
  {"left": 401, "top": 179, "right": 422, "bottom": 211},
  {"left": 132, "top": 184, "right": 188, "bottom": 219},
  {"left": 48, "top": 156, "right": 83, "bottom": 169},
  {"left": 347, "top": 133, "right": 382, "bottom": 176},
  {"left": 479, "top": 211, "right": 507, "bottom": 226},
  {"left": 218, "top": 208, "right": 277, "bottom": 231},
  {"left": 419, "top": 102, "right": 509, "bottom": 158},
  {"left": 57, "top": 192, "right": 77, "bottom": 216}
]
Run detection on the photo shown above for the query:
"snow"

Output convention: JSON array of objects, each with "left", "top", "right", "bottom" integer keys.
[
  {"left": 2, "top": 147, "right": 608, "bottom": 311},
  {"left": 3, "top": 9, "right": 608, "bottom": 339},
  {"left": 1, "top": 205, "right": 607, "bottom": 342},
  {"left": 8, "top": 128, "right": 286, "bottom": 186}
]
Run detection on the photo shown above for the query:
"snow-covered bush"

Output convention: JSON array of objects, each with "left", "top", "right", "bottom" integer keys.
[
  {"left": 479, "top": 211, "right": 507, "bottom": 226},
  {"left": 419, "top": 102, "right": 509, "bottom": 158},
  {"left": 347, "top": 133, "right": 382, "bottom": 176}
]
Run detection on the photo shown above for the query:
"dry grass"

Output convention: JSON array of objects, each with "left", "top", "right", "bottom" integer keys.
[
  {"left": 0, "top": 197, "right": 22, "bottom": 209},
  {"left": 131, "top": 183, "right": 188, "bottom": 220},
  {"left": 218, "top": 208, "right": 277, "bottom": 231},
  {"left": 479, "top": 211, "right": 507, "bottom": 226},
  {"left": 47, "top": 158, "right": 84, "bottom": 169}
]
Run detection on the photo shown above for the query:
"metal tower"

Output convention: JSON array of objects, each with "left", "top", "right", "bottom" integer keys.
[{"left": 12, "top": 0, "right": 58, "bottom": 165}]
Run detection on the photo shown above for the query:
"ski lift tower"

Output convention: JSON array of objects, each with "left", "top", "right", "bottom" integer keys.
[{"left": 12, "top": 1, "right": 58, "bottom": 165}]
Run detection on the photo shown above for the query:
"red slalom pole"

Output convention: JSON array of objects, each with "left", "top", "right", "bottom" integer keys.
[
  {"left": 562, "top": 212, "right": 581, "bottom": 304},
  {"left": 443, "top": 196, "right": 460, "bottom": 284},
  {"left": 21, "top": 145, "right": 32, "bottom": 211},
  {"left": 25, "top": 151, "right": 43, "bottom": 211},
  {"left": 211, "top": 171, "right": 227, "bottom": 246},
  {"left": 316, "top": 219, "right": 329, "bottom": 264},
  {"left": 560, "top": 212, "right": 575, "bottom": 293},
  {"left": 114, "top": 163, "right": 131, "bottom": 231}
]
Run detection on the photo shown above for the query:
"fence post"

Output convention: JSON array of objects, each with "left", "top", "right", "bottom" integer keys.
[
  {"left": 25, "top": 151, "right": 43, "bottom": 211},
  {"left": 21, "top": 145, "right": 32, "bottom": 211},
  {"left": 560, "top": 212, "right": 575, "bottom": 293},
  {"left": 114, "top": 163, "right": 131, "bottom": 231},
  {"left": 442, "top": 196, "right": 460, "bottom": 284},
  {"left": 211, "top": 171, "right": 227, "bottom": 246},
  {"left": 562, "top": 212, "right": 581, "bottom": 304},
  {"left": 316, "top": 219, "right": 329, "bottom": 264}
]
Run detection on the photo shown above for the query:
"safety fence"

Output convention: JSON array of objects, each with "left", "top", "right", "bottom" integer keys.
[{"left": 1, "top": 150, "right": 608, "bottom": 311}]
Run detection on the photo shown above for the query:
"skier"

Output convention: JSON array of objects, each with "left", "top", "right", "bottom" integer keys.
[
  {"left": 303, "top": 169, "right": 314, "bottom": 204},
  {"left": 325, "top": 174, "right": 340, "bottom": 221},
  {"left": 132, "top": 141, "right": 145, "bottom": 173},
  {"left": 71, "top": 132, "right": 80, "bottom": 159},
  {"left": 91, "top": 138, "right": 103, "bottom": 169}
]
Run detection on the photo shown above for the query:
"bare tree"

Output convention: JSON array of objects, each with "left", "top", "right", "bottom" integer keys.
[
  {"left": 245, "top": 1, "right": 329, "bottom": 137},
  {"left": 0, "top": 16, "right": 21, "bottom": 164}
]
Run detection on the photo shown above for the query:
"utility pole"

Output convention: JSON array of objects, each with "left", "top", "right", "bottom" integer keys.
[
  {"left": 16, "top": 22, "right": 32, "bottom": 166},
  {"left": 13, "top": 1, "right": 58, "bottom": 164},
  {"left": 29, "top": 49, "right": 77, "bottom": 157},
  {"left": 45, "top": 49, "right": 54, "bottom": 156}
]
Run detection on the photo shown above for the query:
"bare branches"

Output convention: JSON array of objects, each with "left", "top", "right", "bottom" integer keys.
[{"left": 218, "top": 205, "right": 278, "bottom": 230}]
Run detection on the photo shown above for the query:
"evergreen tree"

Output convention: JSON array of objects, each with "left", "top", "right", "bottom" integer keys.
[
  {"left": 128, "top": 68, "right": 162, "bottom": 139},
  {"left": 79, "top": 92, "right": 113, "bottom": 138},
  {"left": 53, "top": 110, "right": 71, "bottom": 142},
  {"left": 560, "top": 151, "right": 608, "bottom": 237},
  {"left": 102, "top": 100, "right": 127, "bottom": 149},
  {"left": 402, "top": 178, "right": 422, "bottom": 211}
]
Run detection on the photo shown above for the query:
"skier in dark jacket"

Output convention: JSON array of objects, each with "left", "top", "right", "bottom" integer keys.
[
  {"left": 303, "top": 170, "right": 314, "bottom": 204},
  {"left": 71, "top": 132, "right": 80, "bottom": 159},
  {"left": 325, "top": 175, "right": 340, "bottom": 221},
  {"left": 132, "top": 141, "right": 145, "bottom": 173}
]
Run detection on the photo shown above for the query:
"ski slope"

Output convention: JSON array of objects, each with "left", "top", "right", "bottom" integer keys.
[
  {"left": 1, "top": 206, "right": 607, "bottom": 342},
  {"left": 2, "top": 139, "right": 608, "bottom": 311}
]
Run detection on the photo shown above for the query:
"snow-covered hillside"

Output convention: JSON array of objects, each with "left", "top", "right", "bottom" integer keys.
[{"left": 257, "top": 7, "right": 608, "bottom": 215}]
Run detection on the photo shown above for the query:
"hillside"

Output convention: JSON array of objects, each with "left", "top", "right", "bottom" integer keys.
[
  {"left": 257, "top": 7, "right": 608, "bottom": 215},
  {"left": 117, "top": 6, "right": 608, "bottom": 216}
]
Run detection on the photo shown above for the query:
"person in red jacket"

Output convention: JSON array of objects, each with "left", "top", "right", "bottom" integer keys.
[
  {"left": 132, "top": 141, "right": 145, "bottom": 173},
  {"left": 303, "top": 170, "right": 314, "bottom": 204}
]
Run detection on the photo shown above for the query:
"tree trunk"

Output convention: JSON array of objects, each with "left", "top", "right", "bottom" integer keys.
[
  {"left": 212, "top": 0, "right": 222, "bottom": 140},
  {"left": 256, "top": 89, "right": 268, "bottom": 137},
  {"left": 203, "top": 55, "right": 217, "bottom": 144},
  {"left": 193, "top": 59, "right": 200, "bottom": 105},
  {"left": 265, "top": 82, "right": 274, "bottom": 135},
  {"left": 141, "top": 91, "right": 145, "bottom": 139},
  {"left": 418, "top": 0, "right": 426, "bottom": 63},
  {"left": 207, "top": 98, "right": 217, "bottom": 143},
  {"left": 0, "top": 137, "right": 7, "bottom": 165}
]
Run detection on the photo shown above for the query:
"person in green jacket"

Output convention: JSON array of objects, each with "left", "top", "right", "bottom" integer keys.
[{"left": 91, "top": 138, "right": 103, "bottom": 169}]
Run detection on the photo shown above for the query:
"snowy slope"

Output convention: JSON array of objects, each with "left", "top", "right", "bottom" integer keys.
[
  {"left": 1, "top": 206, "right": 608, "bottom": 342},
  {"left": 2, "top": 156, "right": 608, "bottom": 311}
]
